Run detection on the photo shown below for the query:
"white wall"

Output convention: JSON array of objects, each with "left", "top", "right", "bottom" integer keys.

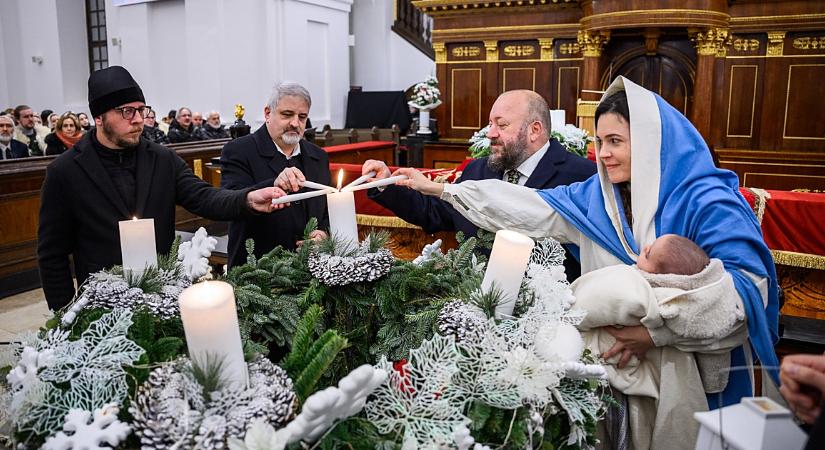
[
  {"left": 351, "top": 0, "right": 435, "bottom": 92},
  {"left": 105, "top": 0, "right": 352, "bottom": 128},
  {"left": 0, "top": 0, "right": 89, "bottom": 114},
  {"left": 0, "top": 0, "right": 433, "bottom": 127}
]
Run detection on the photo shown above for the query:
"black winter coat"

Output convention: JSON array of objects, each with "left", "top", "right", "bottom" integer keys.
[
  {"left": 167, "top": 120, "right": 209, "bottom": 143},
  {"left": 141, "top": 124, "right": 169, "bottom": 144},
  {"left": 37, "top": 132, "right": 252, "bottom": 310},
  {"left": 220, "top": 125, "right": 330, "bottom": 268},
  {"left": 203, "top": 124, "right": 230, "bottom": 140}
]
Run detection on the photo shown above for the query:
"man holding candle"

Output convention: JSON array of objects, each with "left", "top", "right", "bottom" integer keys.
[
  {"left": 37, "top": 66, "right": 288, "bottom": 310},
  {"left": 220, "top": 82, "right": 331, "bottom": 268},
  {"left": 361, "top": 89, "right": 596, "bottom": 281}
]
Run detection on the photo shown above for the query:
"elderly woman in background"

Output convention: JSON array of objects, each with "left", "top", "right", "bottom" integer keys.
[
  {"left": 44, "top": 112, "right": 84, "bottom": 156},
  {"left": 397, "top": 77, "right": 779, "bottom": 450}
]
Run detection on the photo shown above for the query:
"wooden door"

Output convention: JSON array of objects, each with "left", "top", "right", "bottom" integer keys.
[{"left": 600, "top": 37, "right": 696, "bottom": 117}]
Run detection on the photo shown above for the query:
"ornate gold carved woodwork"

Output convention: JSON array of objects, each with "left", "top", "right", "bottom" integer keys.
[
  {"left": 733, "top": 38, "right": 760, "bottom": 52},
  {"left": 577, "top": 30, "right": 610, "bottom": 57},
  {"left": 689, "top": 27, "right": 732, "bottom": 57},
  {"left": 559, "top": 42, "right": 581, "bottom": 55},
  {"left": 451, "top": 46, "right": 481, "bottom": 57},
  {"left": 644, "top": 28, "right": 661, "bottom": 56},
  {"left": 793, "top": 36, "right": 825, "bottom": 50},
  {"left": 538, "top": 38, "right": 554, "bottom": 61},
  {"left": 503, "top": 45, "right": 535, "bottom": 58},
  {"left": 767, "top": 31, "right": 786, "bottom": 56},
  {"left": 412, "top": 0, "right": 576, "bottom": 14},
  {"left": 433, "top": 42, "right": 447, "bottom": 63},
  {"left": 777, "top": 265, "right": 825, "bottom": 314},
  {"left": 484, "top": 40, "right": 498, "bottom": 62}
]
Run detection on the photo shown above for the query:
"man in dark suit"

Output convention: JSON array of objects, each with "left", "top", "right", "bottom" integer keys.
[
  {"left": 362, "top": 89, "right": 596, "bottom": 281},
  {"left": 37, "top": 66, "right": 286, "bottom": 310},
  {"left": 220, "top": 82, "right": 330, "bottom": 268},
  {"left": 0, "top": 115, "right": 30, "bottom": 159}
]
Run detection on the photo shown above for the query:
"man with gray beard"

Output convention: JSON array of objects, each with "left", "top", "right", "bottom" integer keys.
[
  {"left": 220, "top": 81, "right": 331, "bottom": 268},
  {"left": 361, "top": 89, "right": 596, "bottom": 281}
]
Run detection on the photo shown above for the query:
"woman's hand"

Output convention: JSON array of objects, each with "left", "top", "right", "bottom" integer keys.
[
  {"left": 601, "top": 325, "right": 655, "bottom": 369},
  {"left": 780, "top": 353, "right": 825, "bottom": 424},
  {"left": 393, "top": 167, "right": 445, "bottom": 196}
]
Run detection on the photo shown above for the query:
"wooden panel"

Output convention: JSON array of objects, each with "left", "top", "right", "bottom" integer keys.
[
  {"left": 784, "top": 64, "right": 825, "bottom": 140},
  {"left": 422, "top": 142, "right": 469, "bottom": 169},
  {"left": 717, "top": 149, "right": 825, "bottom": 191},
  {"left": 557, "top": 65, "right": 580, "bottom": 124},
  {"left": 502, "top": 67, "right": 535, "bottom": 91},
  {"left": 726, "top": 65, "right": 758, "bottom": 138},
  {"left": 450, "top": 67, "right": 483, "bottom": 130}
]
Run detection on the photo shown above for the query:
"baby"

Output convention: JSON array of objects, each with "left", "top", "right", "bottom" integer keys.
[{"left": 572, "top": 233, "right": 747, "bottom": 397}]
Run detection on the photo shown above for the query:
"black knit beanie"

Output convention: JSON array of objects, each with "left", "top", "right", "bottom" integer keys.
[{"left": 88, "top": 66, "right": 145, "bottom": 117}]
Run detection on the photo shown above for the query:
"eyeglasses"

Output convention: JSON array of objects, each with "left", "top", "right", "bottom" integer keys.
[{"left": 113, "top": 106, "right": 153, "bottom": 120}]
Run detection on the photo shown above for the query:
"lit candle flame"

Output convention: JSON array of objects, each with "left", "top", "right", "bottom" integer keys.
[
  {"left": 132, "top": 216, "right": 138, "bottom": 221},
  {"left": 337, "top": 169, "right": 344, "bottom": 191}
]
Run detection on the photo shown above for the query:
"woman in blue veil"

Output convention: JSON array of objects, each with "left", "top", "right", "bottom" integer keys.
[{"left": 397, "top": 76, "right": 779, "bottom": 450}]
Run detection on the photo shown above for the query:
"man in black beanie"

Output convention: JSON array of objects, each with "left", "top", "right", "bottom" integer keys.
[{"left": 37, "top": 65, "right": 288, "bottom": 310}]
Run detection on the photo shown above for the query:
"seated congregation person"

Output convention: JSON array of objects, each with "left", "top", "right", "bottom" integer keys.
[
  {"left": 38, "top": 66, "right": 287, "bottom": 311},
  {"left": 574, "top": 233, "right": 747, "bottom": 446},
  {"left": 13, "top": 105, "right": 49, "bottom": 156},
  {"left": 0, "top": 115, "right": 30, "bottom": 159},
  {"left": 220, "top": 81, "right": 330, "bottom": 268},
  {"left": 361, "top": 89, "right": 595, "bottom": 282},
  {"left": 167, "top": 106, "right": 208, "bottom": 143},
  {"left": 140, "top": 108, "right": 169, "bottom": 144},
  {"left": 396, "top": 77, "right": 779, "bottom": 450},
  {"left": 77, "top": 112, "right": 94, "bottom": 132},
  {"left": 44, "top": 112, "right": 84, "bottom": 156},
  {"left": 202, "top": 110, "right": 230, "bottom": 139}
]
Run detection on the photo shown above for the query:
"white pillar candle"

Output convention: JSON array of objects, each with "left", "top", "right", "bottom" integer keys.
[
  {"left": 550, "top": 109, "right": 566, "bottom": 133},
  {"left": 327, "top": 169, "right": 359, "bottom": 253},
  {"left": 481, "top": 230, "right": 535, "bottom": 318},
  {"left": 118, "top": 218, "right": 157, "bottom": 277},
  {"left": 178, "top": 281, "right": 248, "bottom": 389}
]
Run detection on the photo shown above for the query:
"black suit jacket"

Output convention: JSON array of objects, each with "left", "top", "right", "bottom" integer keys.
[
  {"left": 4, "top": 140, "right": 29, "bottom": 159},
  {"left": 369, "top": 139, "right": 596, "bottom": 280},
  {"left": 38, "top": 133, "right": 251, "bottom": 310},
  {"left": 220, "top": 125, "right": 331, "bottom": 268}
]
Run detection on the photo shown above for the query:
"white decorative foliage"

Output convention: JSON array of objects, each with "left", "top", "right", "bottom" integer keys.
[
  {"left": 286, "top": 364, "right": 387, "bottom": 443},
  {"left": 413, "top": 239, "right": 444, "bottom": 265},
  {"left": 178, "top": 227, "right": 218, "bottom": 280},
  {"left": 452, "top": 425, "right": 491, "bottom": 450},
  {"left": 7, "top": 347, "right": 54, "bottom": 393},
  {"left": 228, "top": 419, "right": 291, "bottom": 450},
  {"left": 366, "top": 334, "right": 467, "bottom": 449},
  {"left": 42, "top": 403, "right": 131, "bottom": 450},
  {"left": 534, "top": 323, "right": 585, "bottom": 363},
  {"left": 10, "top": 309, "right": 143, "bottom": 436}
]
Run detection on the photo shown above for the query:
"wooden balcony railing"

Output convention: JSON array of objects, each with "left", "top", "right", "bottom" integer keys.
[{"left": 392, "top": 0, "right": 434, "bottom": 59}]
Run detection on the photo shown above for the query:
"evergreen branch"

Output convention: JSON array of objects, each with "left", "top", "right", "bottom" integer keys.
[
  {"left": 293, "top": 331, "right": 348, "bottom": 401},
  {"left": 283, "top": 304, "right": 324, "bottom": 376}
]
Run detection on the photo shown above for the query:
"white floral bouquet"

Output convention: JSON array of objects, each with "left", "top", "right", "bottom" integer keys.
[
  {"left": 409, "top": 76, "right": 442, "bottom": 109},
  {"left": 551, "top": 124, "right": 594, "bottom": 157},
  {"left": 468, "top": 125, "right": 491, "bottom": 158}
]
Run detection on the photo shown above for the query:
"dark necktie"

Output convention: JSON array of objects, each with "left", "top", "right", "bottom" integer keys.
[{"left": 506, "top": 169, "right": 521, "bottom": 184}]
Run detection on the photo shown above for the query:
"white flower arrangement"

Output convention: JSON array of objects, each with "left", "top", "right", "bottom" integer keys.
[
  {"left": 408, "top": 76, "right": 442, "bottom": 109},
  {"left": 468, "top": 125, "right": 491, "bottom": 159},
  {"left": 551, "top": 124, "right": 594, "bottom": 157}
]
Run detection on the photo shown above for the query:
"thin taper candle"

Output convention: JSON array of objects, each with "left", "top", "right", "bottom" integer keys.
[
  {"left": 271, "top": 188, "right": 335, "bottom": 205},
  {"left": 343, "top": 175, "right": 408, "bottom": 192},
  {"left": 300, "top": 179, "right": 336, "bottom": 191},
  {"left": 343, "top": 171, "right": 377, "bottom": 190}
]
